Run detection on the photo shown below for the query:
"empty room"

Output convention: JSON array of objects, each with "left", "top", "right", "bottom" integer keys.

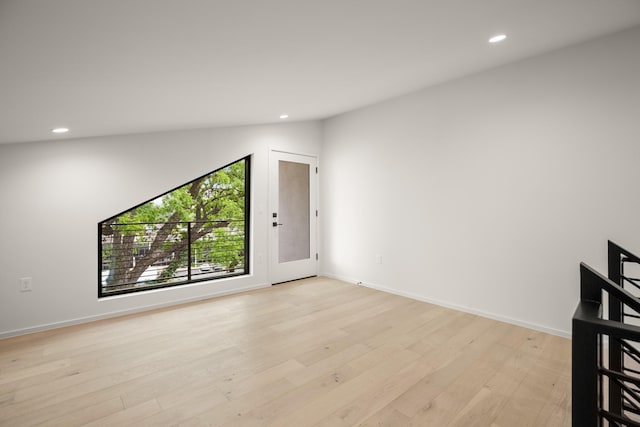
[{"left": 2, "top": 1, "right": 640, "bottom": 426}]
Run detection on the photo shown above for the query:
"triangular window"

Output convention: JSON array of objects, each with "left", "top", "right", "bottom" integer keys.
[{"left": 98, "top": 156, "right": 250, "bottom": 297}]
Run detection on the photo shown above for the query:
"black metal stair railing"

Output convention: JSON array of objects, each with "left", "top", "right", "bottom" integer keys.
[
  {"left": 608, "top": 241, "right": 640, "bottom": 425},
  {"left": 573, "top": 241, "right": 640, "bottom": 427}
]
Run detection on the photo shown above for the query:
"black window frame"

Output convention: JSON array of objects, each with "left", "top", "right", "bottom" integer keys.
[{"left": 98, "top": 155, "right": 251, "bottom": 298}]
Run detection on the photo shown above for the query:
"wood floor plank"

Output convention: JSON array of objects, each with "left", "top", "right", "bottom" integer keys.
[
  {"left": 390, "top": 319, "right": 516, "bottom": 418},
  {"left": 264, "top": 349, "right": 422, "bottom": 427},
  {"left": 36, "top": 396, "right": 124, "bottom": 427},
  {"left": 0, "top": 277, "right": 571, "bottom": 427},
  {"left": 358, "top": 406, "right": 411, "bottom": 427},
  {"left": 178, "top": 378, "right": 296, "bottom": 427},
  {"left": 84, "top": 398, "right": 162, "bottom": 427},
  {"left": 245, "top": 344, "right": 407, "bottom": 424},
  {"left": 404, "top": 341, "right": 514, "bottom": 426},
  {"left": 327, "top": 357, "right": 434, "bottom": 425}
]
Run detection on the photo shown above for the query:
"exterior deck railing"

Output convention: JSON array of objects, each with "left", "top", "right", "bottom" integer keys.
[{"left": 99, "top": 219, "right": 246, "bottom": 297}]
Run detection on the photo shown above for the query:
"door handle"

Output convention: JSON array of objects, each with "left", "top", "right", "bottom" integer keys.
[{"left": 272, "top": 222, "right": 283, "bottom": 227}]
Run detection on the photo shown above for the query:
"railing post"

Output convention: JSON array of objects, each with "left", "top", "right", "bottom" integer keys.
[
  {"left": 187, "top": 222, "right": 192, "bottom": 281},
  {"left": 572, "top": 317, "right": 599, "bottom": 427},
  {"left": 608, "top": 241, "right": 623, "bottom": 417}
]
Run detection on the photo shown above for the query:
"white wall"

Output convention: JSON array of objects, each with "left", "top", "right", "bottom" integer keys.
[
  {"left": 321, "top": 26, "right": 640, "bottom": 337},
  {"left": 0, "top": 121, "right": 322, "bottom": 337}
]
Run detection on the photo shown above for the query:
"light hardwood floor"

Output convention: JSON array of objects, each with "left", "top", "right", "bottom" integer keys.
[{"left": 0, "top": 277, "right": 571, "bottom": 426}]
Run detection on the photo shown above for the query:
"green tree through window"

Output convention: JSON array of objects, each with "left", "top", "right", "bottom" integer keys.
[{"left": 99, "top": 156, "right": 250, "bottom": 297}]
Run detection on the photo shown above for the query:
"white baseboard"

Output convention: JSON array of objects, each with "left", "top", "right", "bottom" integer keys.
[
  {"left": 0, "top": 282, "right": 271, "bottom": 340},
  {"left": 321, "top": 272, "right": 570, "bottom": 339}
]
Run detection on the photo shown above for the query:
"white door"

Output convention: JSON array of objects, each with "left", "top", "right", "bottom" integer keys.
[{"left": 269, "top": 151, "right": 318, "bottom": 284}]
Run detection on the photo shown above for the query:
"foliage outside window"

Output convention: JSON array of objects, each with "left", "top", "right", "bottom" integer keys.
[{"left": 99, "top": 156, "right": 250, "bottom": 297}]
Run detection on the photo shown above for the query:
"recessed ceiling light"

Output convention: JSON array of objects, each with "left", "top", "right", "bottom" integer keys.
[
  {"left": 51, "top": 127, "right": 69, "bottom": 134},
  {"left": 489, "top": 34, "right": 507, "bottom": 43},
  {"left": 279, "top": 114, "right": 289, "bottom": 119}
]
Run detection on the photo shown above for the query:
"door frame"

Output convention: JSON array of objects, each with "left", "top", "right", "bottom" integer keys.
[{"left": 268, "top": 149, "right": 319, "bottom": 284}]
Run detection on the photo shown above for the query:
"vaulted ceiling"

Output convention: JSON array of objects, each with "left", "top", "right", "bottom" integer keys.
[{"left": 1, "top": 0, "right": 640, "bottom": 144}]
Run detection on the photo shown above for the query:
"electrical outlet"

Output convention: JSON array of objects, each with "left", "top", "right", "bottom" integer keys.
[
  {"left": 375, "top": 255, "right": 382, "bottom": 264},
  {"left": 19, "top": 277, "right": 32, "bottom": 292}
]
